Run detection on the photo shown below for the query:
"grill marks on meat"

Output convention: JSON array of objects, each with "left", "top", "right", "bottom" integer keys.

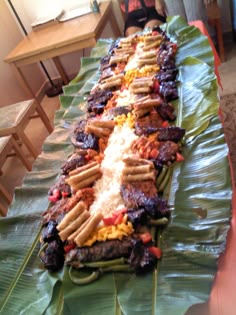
[
  {"left": 120, "top": 181, "right": 170, "bottom": 218},
  {"left": 135, "top": 111, "right": 163, "bottom": 136},
  {"left": 65, "top": 238, "right": 134, "bottom": 264}
]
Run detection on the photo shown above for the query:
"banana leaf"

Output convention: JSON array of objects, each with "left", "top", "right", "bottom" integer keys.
[{"left": 0, "top": 16, "right": 231, "bottom": 315}]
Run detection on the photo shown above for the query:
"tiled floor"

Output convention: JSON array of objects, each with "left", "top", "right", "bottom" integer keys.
[{"left": 0, "top": 38, "right": 236, "bottom": 216}]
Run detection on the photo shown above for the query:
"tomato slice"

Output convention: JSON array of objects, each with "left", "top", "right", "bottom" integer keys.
[
  {"left": 114, "top": 213, "right": 124, "bottom": 225},
  {"left": 103, "top": 216, "right": 116, "bottom": 226},
  {"left": 148, "top": 246, "right": 162, "bottom": 259},
  {"left": 176, "top": 152, "right": 185, "bottom": 162},
  {"left": 140, "top": 232, "right": 152, "bottom": 244}
]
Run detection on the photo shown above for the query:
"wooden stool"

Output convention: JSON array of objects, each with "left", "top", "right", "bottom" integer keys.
[
  {"left": 0, "top": 135, "right": 31, "bottom": 216},
  {"left": 0, "top": 99, "right": 52, "bottom": 160},
  {"left": 206, "top": 1, "right": 225, "bottom": 62}
]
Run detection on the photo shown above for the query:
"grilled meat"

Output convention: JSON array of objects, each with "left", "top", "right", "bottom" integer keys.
[
  {"left": 159, "top": 81, "right": 178, "bottom": 101},
  {"left": 65, "top": 238, "right": 134, "bottom": 265},
  {"left": 39, "top": 240, "right": 64, "bottom": 272},
  {"left": 87, "top": 90, "right": 113, "bottom": 115},
  {"left": 155, "top": 102, "right": 176, "bottom": 121},
  {"left": 120, "top": 181, "right": 170, "bottom": 218},
  {"left": 157, "top": 126, "right": 185, "bottom": 142},
  {"left": 61, "top": 155, "right": 86, "bottom": 175},
  {"left": 128, "top": 240, "right": 156, "bottom": 273},
  {"left": 135, "top": 111, "right": 163, "bottom": 136},
  {"left": 157, "top": 141, "right": 179, "bottom": 164}
]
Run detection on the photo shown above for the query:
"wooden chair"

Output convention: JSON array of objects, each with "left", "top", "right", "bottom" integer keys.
[
  {"left": 0, "top": 135, "right": 31, "bottom": 216},
  {"left": 206, "top": 1, "right": 225, "bottom": 62},
  {"left": 0, "top": 99, "right": 52, "bottom": 160}
]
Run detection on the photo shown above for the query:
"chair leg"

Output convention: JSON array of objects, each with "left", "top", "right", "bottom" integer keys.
[
  {"left": 0, "top": 182, "right": 12, "bottom": 203},
  {"left": 215, "top": 18, "right": 225, "bottom": 62},
  {"left": 11, "top": 136, "right": 32, "bottom": 171}
]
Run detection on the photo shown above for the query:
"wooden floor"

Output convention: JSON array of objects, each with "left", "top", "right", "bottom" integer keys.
[{"left": 0, "top": 95, "right": 60, "bottom": 215}]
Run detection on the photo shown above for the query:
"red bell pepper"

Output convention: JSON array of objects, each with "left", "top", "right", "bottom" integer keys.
[
  {"left": 176, "top": 152, "right": 185, "bottom": 162},
  {"left": 148, "top": 246, "right": 162, "bottom": 259},
  {"left": 64, "top": 243, "right": 75, "bottom": 253}
]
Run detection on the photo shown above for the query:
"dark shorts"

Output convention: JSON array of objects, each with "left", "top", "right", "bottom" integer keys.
[{"left": 124, "top": 6, "right": 166, "bottom": 34}]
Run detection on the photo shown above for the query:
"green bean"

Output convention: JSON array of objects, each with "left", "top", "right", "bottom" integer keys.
[
  {"left": 69, "top": 266, "right": 100, "bottom": 285},
  {"left": 149, "top": 217, "right": 169, "bottom": 226},
  {"left": 156, "top": 166, "right": 168, "bottom": 187},
  {"left": 101, "top": 264, "right": 134, "bottom": 273},
  {"left": 159, "top": 167, "right": 171, "bottom": 192},
  {"left": 83, "top": 257, "right": 127, "bottom": 268}
]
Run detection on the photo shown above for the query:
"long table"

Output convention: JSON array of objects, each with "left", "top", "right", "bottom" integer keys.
[{"left": 4, "top": 1, "right": 121, "bottom": 99}]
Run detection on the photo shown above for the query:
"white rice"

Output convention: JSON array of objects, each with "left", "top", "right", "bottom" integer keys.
[{"left": 89, "top": 123, "right": 138, "bottom": 216}]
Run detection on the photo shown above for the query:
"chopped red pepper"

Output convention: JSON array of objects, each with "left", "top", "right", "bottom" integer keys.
[
  {"left": 153, "top": 80, "right": 160, "bottom": 93},
  {"left": 61, "top": 191, "right": 70, "bottom": 198},
  {"left": 161, "top": 120, "right": 169, "bottom": 128},
  {"left": 64, "top": 243, "right": 75, "bottom": 253},
  {"left": 140, "top": 232, "right": 152, "bottom": 244},
  {"left": 176, "top": 152, "right": 185, "bottom": 162},
  {"left": 148, "top": 246, "right": 162, "bottom": 259}
]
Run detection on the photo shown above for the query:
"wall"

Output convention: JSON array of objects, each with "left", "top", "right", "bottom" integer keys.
[{"left": 0, "top": 0, "right": 46, "bottom": 107}]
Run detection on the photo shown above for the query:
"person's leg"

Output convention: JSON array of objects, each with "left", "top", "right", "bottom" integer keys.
[
  {"left": 145, "top": 19, "right": 163, "bottom": 29},
  {"left": 125, "top": 26, "right": 143, "bottom": 36}
]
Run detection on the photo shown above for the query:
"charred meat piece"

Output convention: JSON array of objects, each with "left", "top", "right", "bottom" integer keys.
[
  {"left": 41, "top": 220, "right": 59, "bottom": 243},
  {"left": 159, "top": 81, "right": 178, "bottom": 101},
  {"left": 157, "top": 141, "right": 179, "bottom": 164},
  {"left": 65, "top": 238, "right": 134, "bottom": 265},
  {"left": 156, "top": 68, "right": 178, "bottom": 82},
  {"left": 107, "top": 106, "right": 131, "bottom": 117},
  {"left": 75, "top": 132, "right": 99, "bottom": 151},
  {"left": 61, "top": 155, "right": 86, "bottom": 175},
  {"left": 155, "top": 102, "right": 176, "bottom": 121},
  {"left": 100, "top": 55, "right": 111, "bottom": 71},
  {"left": 120, "top": 181, "right": 169, "bottom": 218},
  {"left": 157, "top": 126, "right": 185, "bottom": 143},
  {"left": 127, "top": 208, "right": 147, "bottom": 227},
  {"left": 135, "top": 111, "right": 163, "bottom": 136},
  {"left": 128, "top": 240, "right": 156, "bottom": 273},
  {"left": 39, "top": 240, "right": 64, "bottom": 272},
  {"left": 87, "top": 90, "right": 113, "bottom": 114}
]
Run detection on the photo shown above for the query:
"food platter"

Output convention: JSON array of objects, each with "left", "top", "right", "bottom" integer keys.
[{"left": 0, "top": 16, "right": 232, "bottom": 315}]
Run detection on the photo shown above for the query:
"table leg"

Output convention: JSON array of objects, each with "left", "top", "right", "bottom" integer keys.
[
  {"left": 11, "top": 63, "right": 39, "bottom": 101},
  {"left": 52, "top": 57, "right": 70, "bottom": 85}
]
